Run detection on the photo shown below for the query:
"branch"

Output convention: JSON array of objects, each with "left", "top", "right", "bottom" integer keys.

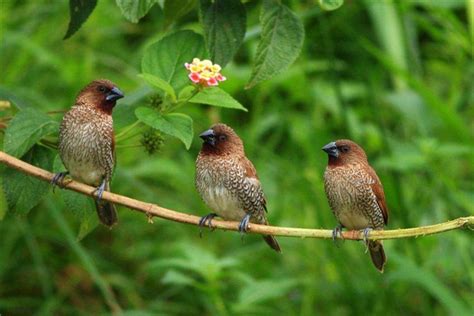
[{"left": 1, "top": 150, "right": 472, "bottom": 241}]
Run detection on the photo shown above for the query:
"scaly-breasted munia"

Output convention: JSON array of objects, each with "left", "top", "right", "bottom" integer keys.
[
  {"left": 195, "top": 123, "right": 281, "bottom": 252},
  {"left": 322, "top": 139, "right": 388, "bottom": 272},
  {"left": 53, "top": 79, "right": 124, "bottom": 227}
]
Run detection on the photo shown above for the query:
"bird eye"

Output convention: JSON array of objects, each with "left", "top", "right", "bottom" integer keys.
[
  {"left": 219, "top": 135, "right": 226, "bottom": 141},
  {"left": 98, "top": 86, "right": 107, "bottom": 93},
  {"left": 340, "top": 145, "right": 350, "bottom": 153}
]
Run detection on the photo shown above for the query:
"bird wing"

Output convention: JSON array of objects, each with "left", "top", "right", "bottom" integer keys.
[
  {"left": 368, "top": 166, "right": 389, "bottom": 225},
  {"left": 240, "top": 156, "right": 268, "bottom": 214}
]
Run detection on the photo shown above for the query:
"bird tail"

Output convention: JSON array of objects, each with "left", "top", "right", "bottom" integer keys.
[
  {"left": 368, "top": 240, "right": 386, "bottom": 273},
  {"left": 95, "top": 200, "right": 118, "bottom": 227},
  {"left": 262, "top": 235, "right": 282, "bottom": 253}
]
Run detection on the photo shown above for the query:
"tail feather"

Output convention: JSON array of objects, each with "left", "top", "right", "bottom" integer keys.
[
  {"left": 368, "top": 240, "right": 386, "bottom": 273},
  {"left": 262, "top": 235, "right": 281, "bottom": 253},
  {"left": 95, "top": 200, "right": 118, "bottom": 227}
]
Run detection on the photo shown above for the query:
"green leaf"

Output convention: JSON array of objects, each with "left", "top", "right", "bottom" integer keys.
[
  {"left": 4, "top": 108, "right": 59, "bottom": 158},
  {"left": 0, "top": 178, "right": 7, "bottom": 220},
  {"left": 135, "top": 107, "right": 193, "bottom": 149},
  {"left": 318, "top": 0, "right": 344, "bottom": 11},
  {"left": 164, "top": 0, "right": 196, "bottom": 28},
  {"left": 246, "top": 0, "right": 305, "bottom": 89},
  {"left": 138, "top": 73, "right": 177, "bottom": 102},
  {"left": 64, "top": 0, "right": 98, "bottom": 39},
  {"left": 189, "top": 87, "right": 247, "bottom": 111},
  {"left": 142, "top": 30, "right": 206, "bottom": 92},
  {"left": 200, "top": 0, "right": 246, "bottom": 67},
  {"left": 3, "top": 146, "right": 54, "bottom": 215},
  {"left": 116, "top": 0, "right": 157, "bottom": 23}
]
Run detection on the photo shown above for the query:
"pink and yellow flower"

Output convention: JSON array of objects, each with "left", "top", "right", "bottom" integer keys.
[{"left": 184, "top": 58, "right": 226, "bottom": 87}]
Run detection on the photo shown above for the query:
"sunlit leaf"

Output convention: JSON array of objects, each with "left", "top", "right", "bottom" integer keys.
[
  {"left": 142, "top": 30, "right": 206, "bottom": 92},
  {"left": 246, "top": 0, "right": 304, "bottom": 88},
  {"left": 318, "top": 0, "right": 344, "bottom": 11},
  {"left": 138, "top": 73, "right": 177, "bottom": 102},
  {"left": 135, "top": 107, "right": 193, "bottom": 149},
  {"left": 4, "top": 108, "right": 59, "bottom": 158},
  {"left": 64, "top": 0, "right": 98, "bottom": 39},
  {"left": 189, "top": 87, "right": 247, "bottom": 111}
]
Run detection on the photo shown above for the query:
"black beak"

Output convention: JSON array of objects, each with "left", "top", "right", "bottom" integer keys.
[
  {"left": 200, "top": 129, "right": 216, "bottom": 146},
  {"left": 322, "top": 141, "right": 339, "bottom": 158},
  {"left": 106, "top": 87, "right": 124, "bottom": 101}
]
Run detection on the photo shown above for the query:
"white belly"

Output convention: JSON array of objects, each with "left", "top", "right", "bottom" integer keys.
[
  {"left": 203, "top": 185, "right": 246, "bottom": 221},
  {"left": 67, "top": 159, "right": 103, "bottom": 186}
]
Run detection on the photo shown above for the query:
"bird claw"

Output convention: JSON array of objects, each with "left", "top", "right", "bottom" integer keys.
[
  {"left": 198, "top": 213, "right": 218, "bottom": 238},
  {"left": 238, "top": 214, "right": 251, "bottom": 236},
  {"left": 51, "top": 172, "right": 69, "bottom": 192},
  {"left": 362, "top": 227, "right": 373, "bottom": 253},
  {"left": 94, "top": 180, "right": 107, "bottom": 202},
  {"left": 332, "top": 224, "right": 344, "bottom": 247}
]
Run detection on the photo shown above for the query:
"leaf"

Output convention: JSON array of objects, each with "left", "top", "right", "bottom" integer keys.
[
  {"left": 318, "top": 0, "right": 344, "bottom": 11},
  {"left": 64, "top": 0, "right": 98, "bottom": 39},
  {"left": 164, "top": 0, "right": 196, "bottom": 28},
  {"left": 3, "top": 146, "right": 54, "bottom": 215},
  {"left": 138, "top": 73, "right": 177, "bottom": 102},
  {"left": 200, "top": 0, "right": 246, "bottom": 67},
  {"left": 161, "top": 270, "right": 197, "bottom": 287},
  {"left": 4, "top": 108, "right": 59, "bottom": 158},
  {"left": 0, "top": 178, "right": 7, "bottom": 220},
  {"left": 246, "top": 0, "right": 305, "bottom": 89},
  {"left": 142, "top": 30, "right": 206, "bottom": 92},
  {"left": 135, "top": 107, "right": 193, "bottom": 149},
  {"left": 189, "top": 87, "right": 247, "bottom": 111},
  {"left": 116, "top": 0, "right": 157, "bottom": 23},
  {"left": 234, "top": 279, "right": 297, "bottom": 311}
]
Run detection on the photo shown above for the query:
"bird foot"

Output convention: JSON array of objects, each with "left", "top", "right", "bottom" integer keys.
[
  {"left": 93, "top": 180, "right": 107, "bottom": 202},
  {"left": 238, "top": 214, "right": 251, "bottom": 242},
  {"left": 332, "top": 224, "right": 344, "bottom": 247},
  {"left": 51, "top": 172, "right": 69, "bottom": 192},
  {"left": 362, "top": 227, "right": 373, "bottom": 253},
  {"left": 199, "top": 213, "right": 218, "bottom": 238}
]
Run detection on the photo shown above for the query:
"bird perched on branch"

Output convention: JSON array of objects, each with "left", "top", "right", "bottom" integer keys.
[
  {"left": 322, "top": 139, "right": 388, "bottom": 272},
  {"left": 53, "top": 79, "right": 124, "bottom": 227},
  {"left": 195, "top": 123, "right": 281, "bottom": 252}
]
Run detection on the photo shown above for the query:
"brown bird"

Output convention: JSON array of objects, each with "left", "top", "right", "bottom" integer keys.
[
  {"left": 322, "top": 139, "right": 388, "bottom": 272},
  {"left": 195, "top": 123, "right": 281, "bottom": 252},
  {"left": 52, "top": 79, "right": 124, "bottom": 227}
]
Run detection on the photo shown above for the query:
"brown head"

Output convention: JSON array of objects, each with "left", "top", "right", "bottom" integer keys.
[
  {"left": 199, "top": 123, "right": 244, "bottom": 156},
  {"left": 322, "top": 139, "right": 368, "bottom": 167},
  {"left": 75, "top": 79, "right": 124, "bottom": 115}
]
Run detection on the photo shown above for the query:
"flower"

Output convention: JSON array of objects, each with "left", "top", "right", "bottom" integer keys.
[{"left": 184, "top": 58, "right": 226, "bottom": 87}]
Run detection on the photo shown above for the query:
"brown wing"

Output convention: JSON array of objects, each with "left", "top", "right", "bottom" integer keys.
[
  {"left": 368, "top": 166, "right": 389, "bottom": 225},
  {"left": 240, "top": 156, "right": 268, "bottom": 213}
]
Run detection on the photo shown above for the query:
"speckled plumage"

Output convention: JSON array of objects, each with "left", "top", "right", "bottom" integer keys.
[
  {"left": 57, "top": 79, "right": 123, "bottom": 227},
  {"left": 323, "top": 139, "right": 388, "bottom": 272},
  {"left": 196, "top": 124, "right": 281, "bottom": 252}
]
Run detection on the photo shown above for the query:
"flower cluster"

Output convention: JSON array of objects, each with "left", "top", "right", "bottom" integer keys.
[{"left": 184, "top": 58, "right": 226, "bottom": 87}]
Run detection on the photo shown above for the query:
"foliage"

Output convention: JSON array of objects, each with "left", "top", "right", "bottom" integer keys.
[{"left": 0, "top": 0, "right": 473, "bottom": 315}]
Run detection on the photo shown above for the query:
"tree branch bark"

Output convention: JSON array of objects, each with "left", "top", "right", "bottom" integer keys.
[{"left": 1, "top": 150, "right": 472, "bottom": 240}]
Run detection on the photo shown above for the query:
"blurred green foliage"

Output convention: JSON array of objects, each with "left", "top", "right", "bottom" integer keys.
[{"left": 0, "top": 0, "right": 473, "bottom": 315}]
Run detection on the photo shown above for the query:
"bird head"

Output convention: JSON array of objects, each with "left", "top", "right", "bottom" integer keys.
[
  {"left": 199, "top": 123, "right": 244, "bottom": 155},
  {"left": 322, "top": 139, "right": 368, "bottom": 166},
  {"left": 76, "top": 79, "right": 124, "bottom": 114}
]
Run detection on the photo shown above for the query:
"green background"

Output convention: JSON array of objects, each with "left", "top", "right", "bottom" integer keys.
[{"left": 0, "top": 0, "right": 473, "bottom": 315}]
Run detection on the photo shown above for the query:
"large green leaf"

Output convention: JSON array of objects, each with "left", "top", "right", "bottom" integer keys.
[
  {"left": 116, "top": 0, "right": 157, "bottom": 23},
  {"left": 64, "top": 0, "right": 98, "bottom": 39},
  {"left": 246, "top": 0, "right": 305, "bottom": 89},
  {"left": 200, "top": 0, "right": 246, "bottom": 67},
  {"left": 164, "top": 0, "right": 196, "bottom": 28},
  {"left": 318, "top": 0, "right": 344, "bottom": 11},
  {"left": 135, "top": 107, "right": 193, "bottom": 149},
  {"left": 3, "top": 146, "right": 54, "bottom": 215},
  {"left": 142, "top": 30, "right": 206, "bottom": 92},
  {"left": 189, "top": 87, "right": 247, "bottom": 111},
  {"left": 4, "top": 108, "right": 59, "bottom": 158},
  {"left": 138, "top": 73, "right": 177, "bottom": 102}
]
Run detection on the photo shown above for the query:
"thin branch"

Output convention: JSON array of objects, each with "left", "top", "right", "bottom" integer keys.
[{"left": 1, "top": 150, "right": 472, "bottom": 241}]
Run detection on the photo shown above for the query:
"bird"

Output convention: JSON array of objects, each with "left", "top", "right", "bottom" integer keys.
[
  {"left": 322, "top": 139, "right": 388, "bottom": 272},
  {"left": 195, "top": 123, "right": 281, "bottom": 252},
  {"left": 52, "top": 79, "right": 124, "bottom": 227}
]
